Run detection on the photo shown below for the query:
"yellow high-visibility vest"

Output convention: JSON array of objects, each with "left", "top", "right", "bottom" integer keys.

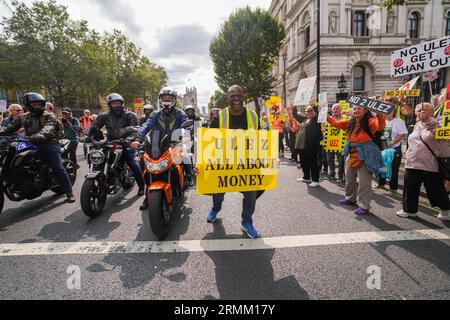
[{"left": 219, "top": 107, "right": 258, "bottom": 129}]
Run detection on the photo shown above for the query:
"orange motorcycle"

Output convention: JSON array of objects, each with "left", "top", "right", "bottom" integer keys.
[{"left": 141, "top": 120, "right": 194, "bottom": 239}]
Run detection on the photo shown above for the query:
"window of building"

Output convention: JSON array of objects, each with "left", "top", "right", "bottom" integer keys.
[
  {"left": 15, "top": 90, "right": 22, "bottom": 103},
  {"left": 409, "top": 12, "right": 419, "bottom": 38},
  {"left": 305, "top": 26, "right": 310, "bottom": 48},
  {"left": 0, "top": 89, "right": 6, "bottom": 101},
  {"left": 446, "top": 11, "right": 450, "bottom": 36},
  {"left": 353, "top": 66, "right": 365, "bottom": 92},
  {"left": 353, "top": 11, "right": 366, "bottom": 37}
]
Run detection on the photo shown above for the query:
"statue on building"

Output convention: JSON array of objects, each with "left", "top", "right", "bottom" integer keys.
[
  {"left": 329, "top": 11, "right": 338, "bottom": 34},
  {"left": 387, "top": 11, "right": 395, "bottom": 34}
]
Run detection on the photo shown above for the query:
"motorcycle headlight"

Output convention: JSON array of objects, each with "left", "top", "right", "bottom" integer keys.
[
  {"left": 145, "top": 158, "right": 170, "bottom": 173},
  {"left": 90, "top": 150, "right": 105, "bottom": 165}
]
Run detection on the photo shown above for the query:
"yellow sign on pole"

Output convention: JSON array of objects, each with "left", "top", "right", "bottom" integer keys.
[
  {"left": 384, "top": 89, "right": 421, "bottom": 97},
  {"left": 196, "top": 128, "right": 279, "bottom": 194},
  {"left": 436, "top": 101, "right": 450, "bottom": 140}
]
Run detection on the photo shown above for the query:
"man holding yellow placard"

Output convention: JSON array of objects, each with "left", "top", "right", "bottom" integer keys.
[{"left": 196, "top": 85, "right": 278, "bottom": 239}]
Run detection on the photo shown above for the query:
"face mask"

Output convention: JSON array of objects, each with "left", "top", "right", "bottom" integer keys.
[
  {"left": 29, "top": 106, "right": 44, "bottom": 116},
  {"left": 111, "top": 106, "right": 124, "bottom": 116},
  {"left": 162, "top": 102, "right": 174, "bottom": 111}
]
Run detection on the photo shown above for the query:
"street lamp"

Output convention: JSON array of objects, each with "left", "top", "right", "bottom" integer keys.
[
  {"left": 282, "top": 51, "right": 288, "bottom": 109},
  {"left": 336, "top": 73, "right": 349, "bottom": 102}
]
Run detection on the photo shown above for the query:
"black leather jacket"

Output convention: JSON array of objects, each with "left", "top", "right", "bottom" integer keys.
[
  {"left": 88, "top": 111, "right": 139, "bottom": 141},
  {"left": 0, "top": 111, "right": 59, "bottom": 144}
]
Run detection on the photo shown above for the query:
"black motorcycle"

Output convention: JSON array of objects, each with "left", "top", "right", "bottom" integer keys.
[
  {"left": 0, "top": 136, "right": 77, "bottom": 215},
  {"left": 80, "top": 138, "right": 136, "bottom": 218}
]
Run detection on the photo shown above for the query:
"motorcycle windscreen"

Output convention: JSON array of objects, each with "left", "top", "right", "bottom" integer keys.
[{"left": 149, "top": 129, "right": 162, "bottom": 159}]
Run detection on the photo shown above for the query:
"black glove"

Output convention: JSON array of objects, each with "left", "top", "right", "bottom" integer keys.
[
  {"left": 119, "top": 128, "right": 128, "bottom": 138},
  {"left": 31, "top": 134, "right": 47, "bottom": 144},
  {"left": 84, "top": 136, "right": 93, "bottom": 143}
]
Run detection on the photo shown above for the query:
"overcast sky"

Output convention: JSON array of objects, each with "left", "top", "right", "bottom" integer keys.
[{"left": 1, "top": 0, "right": 271, "bottom": 106}]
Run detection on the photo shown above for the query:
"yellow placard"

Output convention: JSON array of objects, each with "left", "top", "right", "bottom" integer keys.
[
  {"left": 265, "top": 96, "right": 282, "bottom": 108},
  {"left": 268, "top": 114, "right": 287, "bottom": 123},
  {"left": 436, "top": 101, "right": 450, "bottom": 140},
  {"left": 324, "top": 125, "right": 346, "bottom": 152},
  {"left": 384, "top": 89, "right": 421, "bottom": 97},
  {"left": 196, "top": 128, "right": 279, "bottom": 194}
]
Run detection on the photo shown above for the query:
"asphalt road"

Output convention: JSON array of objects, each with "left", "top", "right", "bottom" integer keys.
[{"left": 0, "top": 146, "right": 449, "bottom": 300}]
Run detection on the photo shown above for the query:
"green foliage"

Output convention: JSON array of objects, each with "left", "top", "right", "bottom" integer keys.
[
  {"left": 209, "top": 6, "right": 285, "bottom": 114},
  {"left": 208, "top": 90, "right": 228, "bottom": 109},
  {"left": 0, "top": 1, "right": 167, "bottom": 108},
  {"left": 379, "top": 0, "right": 407, "bottom": 11}
]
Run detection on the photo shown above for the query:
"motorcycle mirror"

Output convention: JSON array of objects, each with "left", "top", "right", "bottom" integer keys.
[{"left": 181, "top": 119, "right": 194, "bottom": 129}]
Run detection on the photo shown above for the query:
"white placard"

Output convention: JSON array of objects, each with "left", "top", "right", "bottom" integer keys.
[
  {"left": 317, "top": 93, "right": 328, "bottom": 123},
  {"left": 0, "top": 100, "right": 7, "bottom": 113},
  {"left": 293, "top": 76, "right": 317, "bottom": 106},
  {"left": 391, "top": 36, "right": 450, "bottom": 77}
]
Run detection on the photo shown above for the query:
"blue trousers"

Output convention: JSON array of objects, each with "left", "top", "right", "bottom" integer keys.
[
  {"left": 212, "top": 191, "right": 257, "bottom": 224},
  {"left": 122, "top": 148, "right": 145, "bottom": 190},
  {"left": 37, "top": 143, "right": 72, "bottom": 194}
]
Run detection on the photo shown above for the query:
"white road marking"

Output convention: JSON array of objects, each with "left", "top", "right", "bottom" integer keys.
[{"left": 0, "top": 228, "right": 449, "bottom": 257}]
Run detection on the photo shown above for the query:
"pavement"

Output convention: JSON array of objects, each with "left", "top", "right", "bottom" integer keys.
[{"left": 0, "top": 146, "right": 449, "bottom": 300}]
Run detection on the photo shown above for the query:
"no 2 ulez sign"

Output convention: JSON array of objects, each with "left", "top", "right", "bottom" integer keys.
[
  {"left": 391, "top": 36, "right": 450, "bottom": 77},
  {"left": 346, "top": 95, "right": 396, "bottom": 115}
]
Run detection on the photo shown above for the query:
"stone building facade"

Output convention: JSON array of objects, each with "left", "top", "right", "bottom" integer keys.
[{"left": 269, "top": 0, "right": 450, "bottom": 105}]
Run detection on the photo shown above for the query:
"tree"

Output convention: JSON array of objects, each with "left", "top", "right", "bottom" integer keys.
[
  {"left": 379, "top": 0, "right": 407, "bottom": 10},
  {"left": 0, "top": 0, "right": 116, "bottom": 108},
  {"left": 208, "top": 90, "right": 228, "bottom": 109},
  {"left": 0, "top": 1, "right": 168, "bottom": 109},
  {"left": 209, "top": 7, "right": 285, "bottom": 115},
  {"left": 101, "top": 30, "right": 168, "bottom": 106}
]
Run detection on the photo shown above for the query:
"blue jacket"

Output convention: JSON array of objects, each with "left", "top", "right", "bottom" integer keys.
[
  {"left": 140, "top": 109, "right": 187, "bottom": 140},
  {"left": 343, "top": 141, "right": 385, "bottom": 175}
]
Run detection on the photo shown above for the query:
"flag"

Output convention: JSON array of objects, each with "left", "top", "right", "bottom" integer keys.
[{"left": 398, "top": 76, "right": 420, "bottom": 91}]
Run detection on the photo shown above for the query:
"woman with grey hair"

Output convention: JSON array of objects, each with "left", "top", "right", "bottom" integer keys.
[{"left": 397, "top": 103, "right": 450, "bottom": 221}]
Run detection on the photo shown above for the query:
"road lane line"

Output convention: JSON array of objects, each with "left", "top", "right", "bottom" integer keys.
[{"left": 0, "top": 228, "right": 449, "bottom": 257}]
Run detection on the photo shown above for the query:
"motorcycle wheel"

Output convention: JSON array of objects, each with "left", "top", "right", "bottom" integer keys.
[
  {"left": 50, "top": 160, "right": 77, "bottom": 195},
  {"left": 148, "top": 190, "right": 170, "bottom": 240},
  {"left": 80, "top": 179, "right": 107, "bottom": 218},
  {"left": 122, "top": 166, "right": 135, "bottom": 190}
]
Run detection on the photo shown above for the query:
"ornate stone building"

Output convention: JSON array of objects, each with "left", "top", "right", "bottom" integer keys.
[
  {"left": 177, "top": 86, "right": 198, "bottom": 107},
  {"left": 269, "top": 0, "right": 450, "bottom": 105}
]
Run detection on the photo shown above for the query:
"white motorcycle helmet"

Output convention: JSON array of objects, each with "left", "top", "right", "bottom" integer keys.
[{"left": 158, "top": 87, "right": 177, "bottom": 111}]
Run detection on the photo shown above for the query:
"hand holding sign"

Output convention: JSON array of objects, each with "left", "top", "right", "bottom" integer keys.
[{"left": 346, "top": 95, "right": 396, "bottom": 115}]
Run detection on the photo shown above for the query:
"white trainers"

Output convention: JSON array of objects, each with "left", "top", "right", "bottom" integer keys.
[
  {"left": 437, "top": 210, "right": 450, "bottom": 221},
  {"left": 396, "top": 210, "right": 417, "bottom": 218},
  {"left": 297, "top": 178, "right": 312, "bottom": 183},
  {"left": 309, "top": 182, "right": 320, "bottom": 188}
]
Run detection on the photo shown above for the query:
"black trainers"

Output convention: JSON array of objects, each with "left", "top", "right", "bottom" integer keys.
[
  {"left": 138, "top": 188, "right": 145, "bottom": 197},
  {"left": 66, "top": 192, "right": 76, "bottom": 203},
  {"left": 140, "top": 199, "right": 148, "bottom": 210}
]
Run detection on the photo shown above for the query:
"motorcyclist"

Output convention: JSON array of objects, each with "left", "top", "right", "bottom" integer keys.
[
  {"left": 133, "top": 87, "right": 188, "bottom": 210},
  {"left": 87, "top": 93, "right": 146, "bottom": 196},
  {"left": 0, "top": 93, "right": 75, "bottom": 202},
  {"left": 139, "top": 104, "right": 158, "bottom": 126},
  {"left": 185, "top": 105, "right": 201, "bottom": 121}
]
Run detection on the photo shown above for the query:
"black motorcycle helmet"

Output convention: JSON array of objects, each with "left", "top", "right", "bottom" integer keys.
[
  {"left": 23, "top": 92, "right": 46, "bottom": 116},
  {"left": 106, "top": 93, "right": 125, "bottom": 116}
]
